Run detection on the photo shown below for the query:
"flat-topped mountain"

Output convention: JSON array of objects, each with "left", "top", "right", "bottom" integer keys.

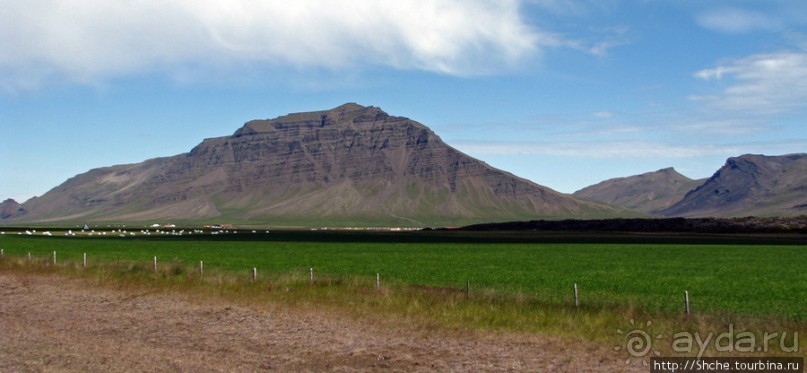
[
  {"left": 660, "top": 153, "right": 807, "bottom": 217},
  {"left": 9, "top": 103, "right": 621, "bottom": 226},
  {"left": 573, "top": 168, "right": 705, "bottom": 214}
]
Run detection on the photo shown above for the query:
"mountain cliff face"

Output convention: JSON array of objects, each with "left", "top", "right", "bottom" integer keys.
[
  {"left": 12, "top": 103, "right": 619, "bottom": 226},
  {"left": 660, "top": 154, "right": 807, "bottom": 217},
  {"left": 573, "top": 168, "right": 704, "bottom": 214}
]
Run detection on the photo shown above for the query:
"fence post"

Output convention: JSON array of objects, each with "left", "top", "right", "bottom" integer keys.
[
  {"left": 309, "top": 267, "right": 314, "bottom": 285},
  {"left": 153, "top": 256, "right": 158, "bottom": 273},
  {"left": 465, "top": 280, "right": 470, "bottom": 299},
  {"left": 1, "top": 248, "right": 3, "bottom": 257},
  {"left": 200, "top": 261, "right": 204, "bottom": 277},
  {"left": 376, "top": 273, "right": 380, "bottom": 291},
  {"left": 684, "top": 290, "right": 690, "bottom": 319},
  {"left": 83, "top": 253, "right": 87, "bottom": 268},
  {"left": 28, "top": 252, "right": 31, "bottom": 261},
  {"left": 52, "top": 251, "right": 56, "bottom": 265},
  {"left": 252, "top": 267, "right": 257, "bottom": 283},
  {"left": 574, "top": 283, "right": 579, "bottom": 307}
]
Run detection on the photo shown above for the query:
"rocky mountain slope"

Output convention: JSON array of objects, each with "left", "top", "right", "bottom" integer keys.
[
  {"left": 660, "top": 153, "right": 807, "bottom": 217},
  {"left": 572, "top": 168, "right": 704, "bottom": 214},
  {"left": 8, "top": 103, "right": 622, "bottom": 226},
  {"left": 0, "top": 199, "right": 27, "bottom": 220}
]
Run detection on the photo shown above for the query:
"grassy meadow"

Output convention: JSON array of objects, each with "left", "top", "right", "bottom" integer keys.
[
  {"left": 2, "top": 231, "right": 805, "bottom": 317},
  {"left": 1, "top": 229, "right": 805, "bottom": 353}
]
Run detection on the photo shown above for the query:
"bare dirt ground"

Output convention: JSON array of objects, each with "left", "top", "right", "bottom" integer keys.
[{"left": 0, "top": 272, "right": 641, "bottom": 372}]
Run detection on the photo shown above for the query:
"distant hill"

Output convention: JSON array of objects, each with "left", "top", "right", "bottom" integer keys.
[
  {"left": 660, "top": 153, "right": 807, "bottom": 217},
  {"left": 573, "top": 168, "right": 704, "bottom": 214},
  {"left": 0, "top": 199, "right": 26, "bottom": 220},
  {"left": 7, "top": 103, "right": 623, "bottom": 227}
]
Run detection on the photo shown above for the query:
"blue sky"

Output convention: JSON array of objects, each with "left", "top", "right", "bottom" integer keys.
[{"left": 2, "top": 0, "right": 806, "bottom": 203}]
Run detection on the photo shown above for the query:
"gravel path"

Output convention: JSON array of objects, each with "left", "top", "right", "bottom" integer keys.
[{"left": 0, "top": 272, "right": 640, "bottom": 372}]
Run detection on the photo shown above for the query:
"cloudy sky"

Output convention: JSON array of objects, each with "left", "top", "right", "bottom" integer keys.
[{"left": 2, "top": 0, "right": 806, "bottom": 202}]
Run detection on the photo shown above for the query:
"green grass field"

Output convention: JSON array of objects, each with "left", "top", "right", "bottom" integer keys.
[{"left": 2, "top": 231, "right": 805, "bottom": 319}]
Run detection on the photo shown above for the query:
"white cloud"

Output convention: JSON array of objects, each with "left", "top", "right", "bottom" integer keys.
[
  {"left": 456, "top": 140, "right": 743, "bottom": 158},
  {"left": 673, "top": 118, "right": 776, "bottom": 136},
  {"left": 591, "top": 111, "right": 616, "bottom": 119},
  {"left": 696, "top": 8, "right": 782, "bottom": 34},
  {"left": 546, "top": 25, "right": 631, "bottom": 57},
  {"left": 691, "top": 50, "right": 807, "bottom": 114},
  {"left": 456, "top": 138, "right": 807, "bottom": 159},
  {"left": 0, "top": 0, "right": 541, "bottom": 91},
  {"left": 527, "top": 0, "right": 616, "bottom": 17}
]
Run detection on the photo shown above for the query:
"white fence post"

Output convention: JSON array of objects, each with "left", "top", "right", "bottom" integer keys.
[{"left": 684, "top": 290, "right": 691, "bottom": 319}]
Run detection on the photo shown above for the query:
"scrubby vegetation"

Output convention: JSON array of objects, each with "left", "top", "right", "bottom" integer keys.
[{"left": 462, "top": 216, "right": 807, "bottom": 233}]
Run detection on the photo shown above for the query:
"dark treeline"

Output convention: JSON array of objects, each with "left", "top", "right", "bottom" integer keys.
[{"left": 460, "top": 216, "right": 807, "bottom": 234}]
